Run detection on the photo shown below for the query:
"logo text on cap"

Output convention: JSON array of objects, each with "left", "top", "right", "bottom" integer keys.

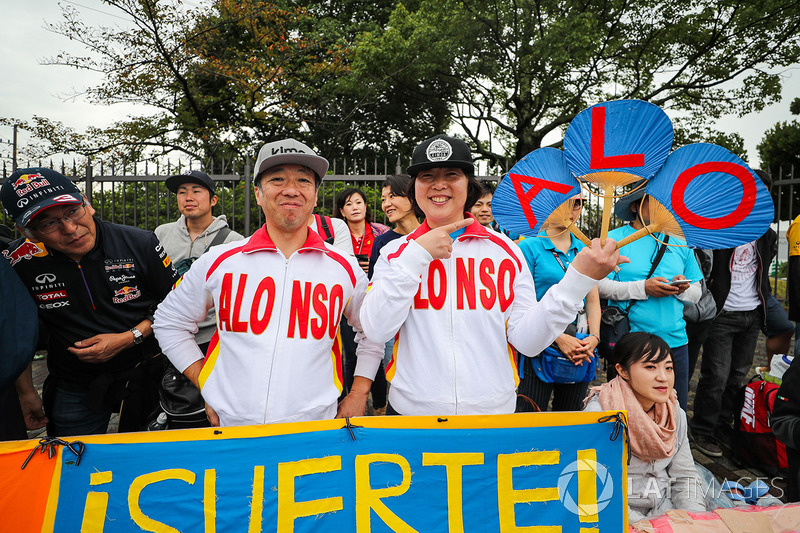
[
  {"left": 272, "top": 147, "right": 307, "bottom": 155},
  {"left": 426, "top": 140, "right": 453, "bottom": 162}
]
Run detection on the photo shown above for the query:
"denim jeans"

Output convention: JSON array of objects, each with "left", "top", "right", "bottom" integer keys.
[
  {"left": 50, "top": 385, "right": 112, "bottom": 437},
  {"left": 690, "top": 308, "right": 762, "bottom": 437}
]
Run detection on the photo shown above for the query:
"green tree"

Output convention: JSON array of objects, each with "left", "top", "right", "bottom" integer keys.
[
  {"left": 12, "top": 0, "right": 800, "bottom": 171},
  {"left": 18, "top": 0, "right": 442, "bottom": 167},
  {"left": 758, "top": 97, "right": 800, "bottom": 177},
  {"left": 356, "top": 0, "right": 800, "bottom": 169},
  {"left": 758, "top": 98, "right": 800, "bottom": 218}
]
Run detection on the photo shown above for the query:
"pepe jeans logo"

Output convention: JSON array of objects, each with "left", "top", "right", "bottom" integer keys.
[
  {"left": 426, "top": 139, "right": 452, "bottom": 162},
  {"left": 35, "top": 273, "right": 57, "bottom": 284}
]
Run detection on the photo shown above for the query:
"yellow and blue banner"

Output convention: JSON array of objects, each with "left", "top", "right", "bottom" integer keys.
[{"left": 0, "top": 412, "right": 627, "bottom": 532}]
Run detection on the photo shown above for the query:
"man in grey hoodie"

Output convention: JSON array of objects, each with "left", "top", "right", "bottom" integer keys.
[{"left": 155, "top": 170, "right": 244, "bottom": 350}]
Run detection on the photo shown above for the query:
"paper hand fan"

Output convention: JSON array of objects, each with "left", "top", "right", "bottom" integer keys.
[
  {"left": 620, "top": 143, "right": 774, "bottom": 249},
  {"left": 493, "top": 147, "right": 587, "bottom": 242},
  {"left": 564, "top": 99, "right": 674, "bottom": 242}
]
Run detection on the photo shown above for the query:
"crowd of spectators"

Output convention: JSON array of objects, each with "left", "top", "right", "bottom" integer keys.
[{"left": 1, "top": 134, "right": 798, "bottom": 525}]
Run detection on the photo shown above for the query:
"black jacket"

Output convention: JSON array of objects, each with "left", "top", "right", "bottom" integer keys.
[
  {"left": 707, "top": 229, "right": 777, "bottom": 324},
  {"left": 3, "top": 217, "right": 179, "bottom": 386}
]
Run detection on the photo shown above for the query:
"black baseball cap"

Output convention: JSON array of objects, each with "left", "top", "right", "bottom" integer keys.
[
  {"left": 1, "top": 168, "right": 83, "bottom": 227},
  {"left": 165, "top": 170, "right": 216, "bottom": 195},
  {"left": 407, "top": 134, "right": 475, "bottom": 177}
]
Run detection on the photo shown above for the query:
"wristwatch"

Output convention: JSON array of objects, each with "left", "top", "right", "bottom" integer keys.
[{"left": 130, "top": 327, "right": 144, "bottom": 345}]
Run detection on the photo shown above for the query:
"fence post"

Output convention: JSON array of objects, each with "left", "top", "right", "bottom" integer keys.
[
  {"left": 85, "top": 158, "right": 93, "bottom": 203},
  {"left": 244, "top": 155, "right": 252, "bottom": 236}
]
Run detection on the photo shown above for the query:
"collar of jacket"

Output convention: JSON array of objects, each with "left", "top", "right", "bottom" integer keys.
[
  {"left": 242, "top": 223, "right": 329, "bottom": 254},
  {"left": 407, "top": 213, "right": 492, "bottom": 240}
]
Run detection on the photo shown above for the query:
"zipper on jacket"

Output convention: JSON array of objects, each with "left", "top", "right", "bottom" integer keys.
[
  {"left": 263, "top": 255, "right": 290, "bottom": 422},
  {"left": 77, "top": 263, "right": 96, "bottom": 310},
  {"left": 448, "top": 244, "right": 458, "bottom": 413}
]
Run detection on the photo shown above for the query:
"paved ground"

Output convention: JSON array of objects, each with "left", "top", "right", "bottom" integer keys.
[{"left": 26, "top": 331, "right": 792, "bottom": 502}]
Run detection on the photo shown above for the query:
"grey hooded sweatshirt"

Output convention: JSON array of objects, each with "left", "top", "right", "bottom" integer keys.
[{"left": 154, "top": 215, "right": 244, "bottom": 344}]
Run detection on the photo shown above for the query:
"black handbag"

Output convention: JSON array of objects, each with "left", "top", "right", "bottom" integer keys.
[
  {"left": 598, "top": 236, "right": 669, "bottom": 360},
  {"left": 598, "top": 304, "right": 632, "bottom": 360},
  {"left": 157, "top": 364, "right": 210, "bottom": 429}
]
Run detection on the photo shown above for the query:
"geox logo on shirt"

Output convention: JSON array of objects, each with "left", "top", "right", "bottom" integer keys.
[{"left": 113, "top": 285, "right": 141, "bottom": 304}]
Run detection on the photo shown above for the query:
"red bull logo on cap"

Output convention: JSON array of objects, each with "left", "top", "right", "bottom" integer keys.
[
  {"left": 2, "top": 241, "right": 47, "bottom": 266},
  {"left": 13, "top": 173, "right": 51, "bottom": 197},
  {"left": 112, "top": 285, "right": 141, "bottom": 304}
]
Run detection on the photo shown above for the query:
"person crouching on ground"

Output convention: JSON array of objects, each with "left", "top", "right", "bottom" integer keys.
[{"left": 584, "top": 331, "right": 706, "bottom": 523}]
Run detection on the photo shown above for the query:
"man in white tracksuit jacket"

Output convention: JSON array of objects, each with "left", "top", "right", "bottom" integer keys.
[
  {"left": 360, "top": 134, "right": 624, "bottom": 416},
  {"left": 153, "top": 139, "right": 384, "bottom": 426}
]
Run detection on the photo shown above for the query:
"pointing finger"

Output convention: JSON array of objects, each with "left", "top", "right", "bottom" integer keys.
[{"left": 443, "top": 218, "right": 474, "bottom": 233}]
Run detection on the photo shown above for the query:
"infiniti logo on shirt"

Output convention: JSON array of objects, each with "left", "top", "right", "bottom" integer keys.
[{"left": 35, "top": 273, "right": 57, "bottom": 284}]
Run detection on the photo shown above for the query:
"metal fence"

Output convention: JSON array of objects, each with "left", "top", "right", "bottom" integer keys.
[
  {"left": 0, "top": 157, "right": 517, "bottom": 236},
  {"left": 1, "top": 159, "right": 795, "bottom": 257}
]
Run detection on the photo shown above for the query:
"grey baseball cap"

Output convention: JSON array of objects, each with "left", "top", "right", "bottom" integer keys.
[{"left": 254, "top": 139, "right": 329, "bottom": 185}]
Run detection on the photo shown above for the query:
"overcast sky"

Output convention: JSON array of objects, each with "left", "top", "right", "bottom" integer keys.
[{"left": 1, "top": 0, "right": 798, "bottom": 171}]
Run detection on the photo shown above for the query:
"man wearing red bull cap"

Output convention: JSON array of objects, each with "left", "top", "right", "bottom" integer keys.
[
  {"left": 1, "top": 168, "right": 179, "bottom": 436},
  {"left": 153, "top": 139, "right": 384, "bottom": 426}
]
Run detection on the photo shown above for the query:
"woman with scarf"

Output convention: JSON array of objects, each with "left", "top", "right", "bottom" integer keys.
[{"left": 584, "top": 331, "right": 705, "bottom": 523}]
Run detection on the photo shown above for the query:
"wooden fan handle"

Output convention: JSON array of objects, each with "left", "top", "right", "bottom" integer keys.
[
  {"left": 600, "top": 189, "right": 613, "bottom": 244},
  {"left": 567, "top": 224, "right": 592, "bottom": 247},
  {"left": 615, "top": 223, "right": 659, "bottom": 249}
]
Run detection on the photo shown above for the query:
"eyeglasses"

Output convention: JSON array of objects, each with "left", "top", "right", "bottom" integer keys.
[{"left": 29, "top": 204, "right": 87, "bottom": 234}]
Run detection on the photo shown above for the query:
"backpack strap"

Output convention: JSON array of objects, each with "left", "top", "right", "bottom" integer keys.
[
  {"left": 316, "top": 214, "right": 335, "bottom": 244},
  {"left": 204, "top": 226, "right": 232, "bottom": 253},
  {"left": 620, "top": 235, "right": 670, "bottom": 314}
]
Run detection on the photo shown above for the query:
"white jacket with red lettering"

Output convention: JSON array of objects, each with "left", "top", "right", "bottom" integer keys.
[
  {"left": 153, "top": 225, "right": 384, "bottom": 426},
  {"left": 360, "top": 217, "right": 597, "bottom": 416}
]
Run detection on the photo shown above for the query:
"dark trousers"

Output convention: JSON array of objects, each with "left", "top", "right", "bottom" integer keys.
[
  {"left": 691, "top": 308, "right": 762, "bottom": 437},
  {"left": 340, "top": 318, "right": 387, "bottom": 409},
  {"left": 788, "top": 446, "right": 800, "bottom": 503},
  {"left": 516, "top": 356, "right": 589, "bottom": 412},
  {"left": 686, "top": 319, "right": 713, "bottom": 381},
  {"left": 0, "top": 388, "right": 27, "bottom": 441}
]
